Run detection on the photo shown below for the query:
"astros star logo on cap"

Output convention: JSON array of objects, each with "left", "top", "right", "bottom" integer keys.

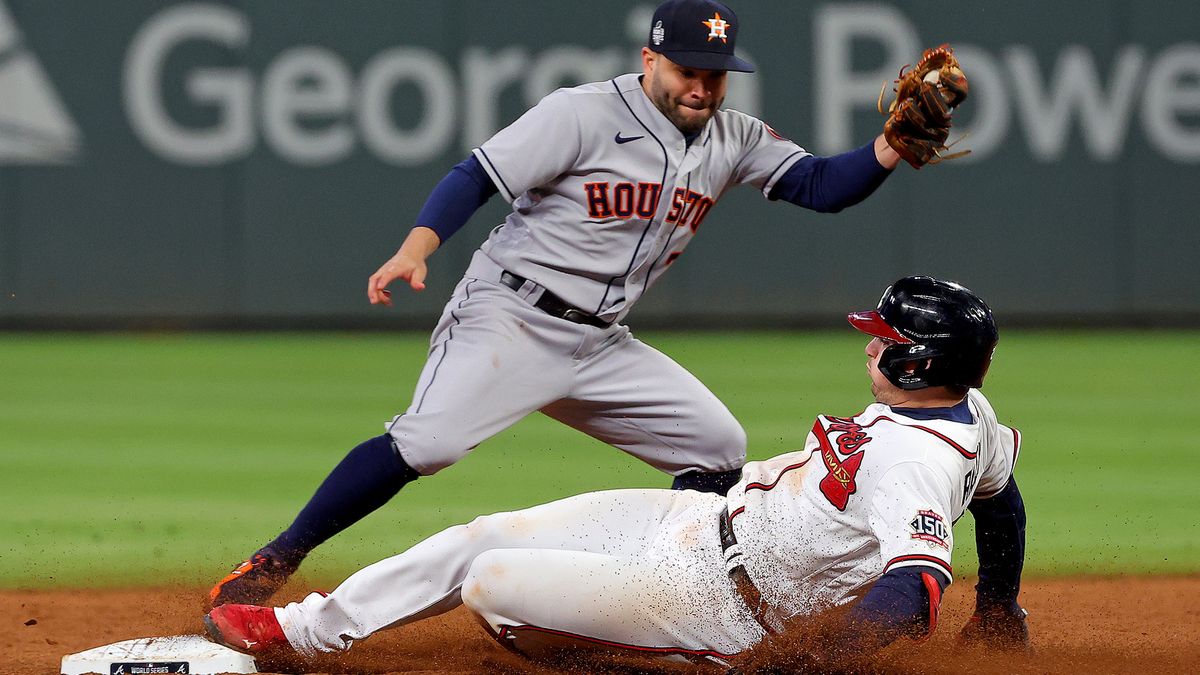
[{"left": 703, "top": 12, "right": 730, "bottom": 42}]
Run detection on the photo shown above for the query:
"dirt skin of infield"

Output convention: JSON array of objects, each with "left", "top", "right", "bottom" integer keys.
[{"left": 4, "top": 576, "right": 1198, "bottom": 675}]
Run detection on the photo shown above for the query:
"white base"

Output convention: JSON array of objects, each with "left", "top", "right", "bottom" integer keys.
[{"left": 61, "top": 635, "right": 256, "bottom": 675}]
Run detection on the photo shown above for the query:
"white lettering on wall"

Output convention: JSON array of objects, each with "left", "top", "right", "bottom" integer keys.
[
  {"left": 122, "top": 2, "right": 1200, "bottom": 166},
  {"left": 124, "top": 3, "right": 252, "bottom": 164}
]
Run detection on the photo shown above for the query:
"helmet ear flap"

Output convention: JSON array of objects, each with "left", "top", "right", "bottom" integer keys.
[
  {"left": 878, "top": 344, "right": 941, "bottom": 390},
  {"left": 877, "top": 344, "right": 914, "bottom": 390}
]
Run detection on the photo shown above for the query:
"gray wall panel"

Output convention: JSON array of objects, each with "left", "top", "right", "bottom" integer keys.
[{"left": 1, "top": 1, "right": 1197, "bottom": 326}]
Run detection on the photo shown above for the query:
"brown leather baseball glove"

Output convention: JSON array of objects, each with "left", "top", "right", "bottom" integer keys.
[{"left": 879, "top": 44, "right": 970, "bottom": 169}]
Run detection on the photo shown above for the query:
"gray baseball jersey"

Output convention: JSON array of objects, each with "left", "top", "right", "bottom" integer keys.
[
  {"left": 472, "top": 72, "right": 810, "bottom": 322},
  {"left": 386, "top": 73, "right": 814, "bottom": 476}
]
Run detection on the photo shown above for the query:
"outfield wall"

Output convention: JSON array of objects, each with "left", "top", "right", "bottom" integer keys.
[{"left": 1, "top": 1, "right": 1198, "bottom": 327}]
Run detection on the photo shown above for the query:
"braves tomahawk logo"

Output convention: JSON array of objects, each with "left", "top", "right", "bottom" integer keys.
[
  {"left": 815, "top": 417, "right": 872, "bottom": 511},
  {"left": 0, "top": 0, "right": 81, "bottom": 164}
]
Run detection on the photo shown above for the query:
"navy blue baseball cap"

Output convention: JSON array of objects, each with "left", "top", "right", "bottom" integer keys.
[{"left": 647, "top": 0, "right": 755, "bottom": 73}]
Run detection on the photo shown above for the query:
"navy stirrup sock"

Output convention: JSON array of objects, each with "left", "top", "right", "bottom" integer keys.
[
  {"left": 267, "top": 434, "right": 420, "bottom": 563},
  {"left": 671, "top": 468, "right": 742, "bottom": 494}
]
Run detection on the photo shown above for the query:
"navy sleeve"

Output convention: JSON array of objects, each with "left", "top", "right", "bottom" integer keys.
[
  {"left": 767, "top": 141, "right": 892, "bottom": 213},
  {"left": 414, "top": 155, "right": 499, "bottom": 243},
  {"left": 968, "top": 477, "right": 1026, "bottom": 613},
  {"left": 847, "top": 566, "right": 948, "bottom": 647}
]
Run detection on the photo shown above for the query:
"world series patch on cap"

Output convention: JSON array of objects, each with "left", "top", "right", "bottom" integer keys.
[{"left": 648, "top": 0, "right": 755, "bottom": 72}]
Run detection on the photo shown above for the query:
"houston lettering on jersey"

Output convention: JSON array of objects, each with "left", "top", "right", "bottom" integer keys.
[
  {"left": 664, "top": 187, "right": 714, "bottom": 232},
  {"left": 814, "top": 416, "right": 873, "bottom": 511},
  {"left": 583, "top": 182, "right": 713, "bottom": 232},
  {"left": 583, "top": 182, "right": 661, "bottom": 220}
]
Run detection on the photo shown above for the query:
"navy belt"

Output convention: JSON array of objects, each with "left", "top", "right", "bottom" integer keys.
[
  {"left": 720, "top": 506, "right": 781, "bottom": 635},
  {"left": 499, "top": 271, "right": 612, "bottom": 329}
]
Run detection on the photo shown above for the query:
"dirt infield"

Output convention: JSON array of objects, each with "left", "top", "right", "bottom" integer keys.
[{"left": 5, "top": 576, "right": 1198, "bottom": 674}]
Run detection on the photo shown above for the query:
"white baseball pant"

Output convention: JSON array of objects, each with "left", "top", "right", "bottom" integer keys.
[{"left": 275, "top": 489, "right": 766, "bottom": 663}]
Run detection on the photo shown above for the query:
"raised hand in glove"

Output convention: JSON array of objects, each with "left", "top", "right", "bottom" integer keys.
[
  {"left": 959, "top": 604, "right": 1030, "bottom": 651},
  {"left": 879, "top": 44, "right": 969, "bottom": 169}
]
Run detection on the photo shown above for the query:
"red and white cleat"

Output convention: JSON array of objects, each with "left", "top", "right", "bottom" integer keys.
[{"left": 203, "top": 603, "right": 292, "bottom": 656}]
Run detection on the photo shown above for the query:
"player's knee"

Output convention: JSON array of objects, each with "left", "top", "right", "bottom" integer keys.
[
  {"left": 459, "top": 509, "right": 530, "bottom": 549},
  {"left": 461, "top": 550, "right": 515, "bottom": 625},
  {"left": 388, "top": 428, "right": 476, "bottom": 475},
  {"left": 460, "top": 558, "right": 491, "bottom": 612},
  {"left": 726, "top": 423, "right": 748, "bottom": 463},
  {"left": 460, "top": 513, "right": 501, "bottom": 543},
  {"left": 698, "top": 414, "right": 747, "bottom": 470}
]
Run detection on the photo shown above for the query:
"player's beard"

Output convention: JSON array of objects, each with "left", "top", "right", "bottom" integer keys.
[
  {"left": 870, "top": 380, "right": 897, "bottom": 405},
  {"left": 648, "top": 77, "right": 722, "bottom": 135},
  {"left": 868, "top": 358, "right": 903, "bottom": 405}
]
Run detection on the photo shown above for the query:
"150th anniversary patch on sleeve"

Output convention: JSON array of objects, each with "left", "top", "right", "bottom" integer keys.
[{"left": 909, "top": 509, "right": 950, "bottom": 549}]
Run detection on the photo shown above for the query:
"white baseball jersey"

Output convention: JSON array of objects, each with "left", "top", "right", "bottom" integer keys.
[
  {"left": 727, "top": 389, "right": 1021, "bottom": 618},
  {"left": 471, "top": 72, "right": 809, "bottom": 322},
  {"left": 278, "top": 390, "right": 1020, "bottom": 663}
]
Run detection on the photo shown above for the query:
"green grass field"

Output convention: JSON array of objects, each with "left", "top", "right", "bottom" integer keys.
[{"left": 1, "top": 331, "right": 1196, "bottom": 589}]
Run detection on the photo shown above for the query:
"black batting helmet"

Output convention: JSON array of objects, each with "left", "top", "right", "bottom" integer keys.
[{"left": 847, "top": 276, "right": 998, "bottom": 390}]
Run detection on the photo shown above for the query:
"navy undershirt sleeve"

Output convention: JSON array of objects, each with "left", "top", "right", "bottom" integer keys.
[
  {"left": 414, "top": 155, "right": 499, "bottom": 243},
  {"left": 768, "top": 141, "right": 892, "bottom": 213},
  {"left": 968, "top": 477, "right": 1027, "bottom": 613},
  {"left": 847, "top": 566, "right": 948, "bottom": 646}
]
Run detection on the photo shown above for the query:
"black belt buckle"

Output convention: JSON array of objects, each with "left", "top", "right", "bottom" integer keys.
[
  {"left": 500, "top": 269, "right": 610, "bottom": 329},
  {"left": 499, "top": 270, "right": 525, "bottom": 292},
  {"left": 561, "top": 308, "right": 593, "bottom": 324},
  {"left": 543, "top": 298, "right": 610, "bottom": 328}
]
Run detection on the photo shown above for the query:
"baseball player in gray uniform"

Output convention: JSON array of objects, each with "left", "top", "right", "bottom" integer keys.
[
  {"left": 204, "top": 276, "right": 1029, "bottom": 670},
  {"left": 210, "top": 0, "right": 947, "bottom": 607}
]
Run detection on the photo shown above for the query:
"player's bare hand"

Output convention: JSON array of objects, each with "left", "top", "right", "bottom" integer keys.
[
  {"left": 367, "top": 227, "right": 441, "bottom": 306},
  {"left": 368, "top": 252, "right": 427, "bottom": 305}
]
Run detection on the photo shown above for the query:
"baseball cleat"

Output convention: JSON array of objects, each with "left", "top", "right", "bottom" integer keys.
[
  {"left": 209, "top": 547, "right": 299, "bottom": 607},
  {"left": 203, "top": 603, "right": 291, "bottom": 656}
]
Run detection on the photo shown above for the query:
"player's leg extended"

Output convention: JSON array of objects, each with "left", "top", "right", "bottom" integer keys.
[
  {"left": 211, "top": 280, "right": 578, "bottom": 606},
  {"left": 544, "top": 331, "right": 747, "bottom": 493},
  {"left": 383, "top": 279, "right": 586, "bottom": 474},
  {"left": 273, "top": 489, "right": 712, "bottom": 656},
  {"left": 461, "top": 499, "right": 765, "bottom": 667}
]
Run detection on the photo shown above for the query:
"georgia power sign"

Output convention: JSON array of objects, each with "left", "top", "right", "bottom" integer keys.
[{"left": 2, "top": 1, "right": 1199, "bottom": 168}]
